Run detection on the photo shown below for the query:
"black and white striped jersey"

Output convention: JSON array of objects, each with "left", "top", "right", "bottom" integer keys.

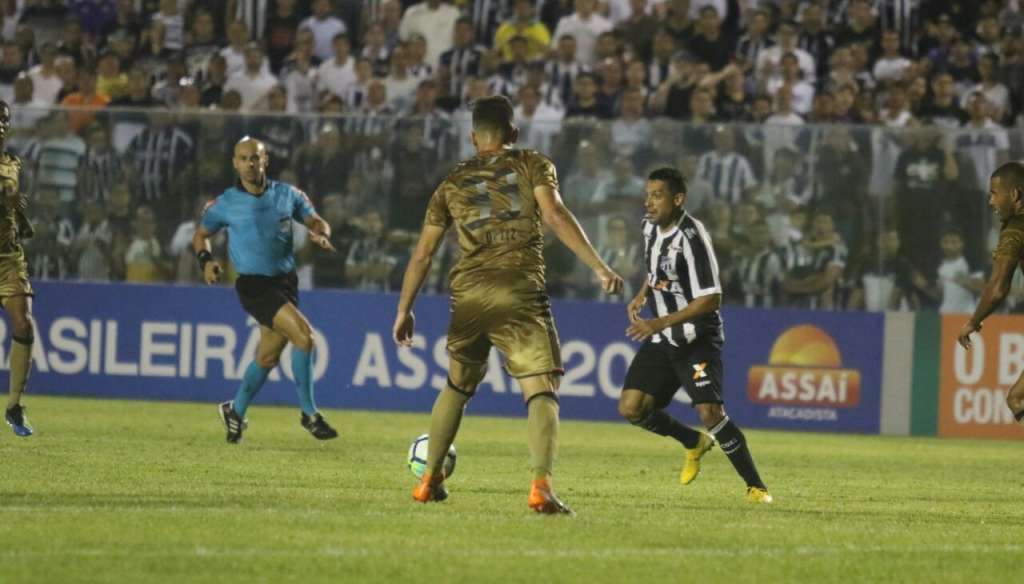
[
  {"left": 735, "top": 35, "right": 773, "bottom": 69},
  {"left": 545, "top": 60, "right": 588, "bottom": 107},
  {"left": 439, "top": 46, "right": 483, "bottom": 98},
  {"left": 809, "top": 240, "right": 848, "bottom": 310},
  {"left": 788, "top": 239, "right": 848, "bottom": 310},
  {"left": 738, "top": 248, "right": 785, "bottom": 308},
  {"left": 641, "top": 213, "right": 724, "bottom": 347},
  {"left": 777, "top": 239, "right": 813, "bottom": 272}
]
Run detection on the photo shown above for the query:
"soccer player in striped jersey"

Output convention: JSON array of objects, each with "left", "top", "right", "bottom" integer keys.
[{"left": 618, "top": 167, "right": 772, "bottom": 503}]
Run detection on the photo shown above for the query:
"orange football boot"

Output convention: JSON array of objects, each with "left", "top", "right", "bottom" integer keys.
[
  {"left": 412, "top": 472, "right": 448, "bottom": 503},
  {"left": 527, "top": 479, "right": 574, "bottom": 515}
]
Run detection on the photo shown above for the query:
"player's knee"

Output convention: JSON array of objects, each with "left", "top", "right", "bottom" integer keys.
[
  {"left": 256, "top": 353, "right": 280, "bottom": 369},
  {"left": 11, "top": 317, "right": 33, "bottom": 342},
  {"left": 1007, "top": 392, "right": 1024, "bottom": 413},
  {"left": 696, "top": 404, "right": 724, "bottom": 428},
  {"left": 618, "top": 394, "right": 650, "bottom": 422},
  {"left": 292, "top": 327, "right": 314, "bottom": 352},
  {"left": 448, "top": 361, "right": 487, "bottom": 393}
]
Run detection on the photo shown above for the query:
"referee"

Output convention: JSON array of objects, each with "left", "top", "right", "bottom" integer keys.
[
  {"left": 194, "top": 137, "right": 339, "bottom": 444},
  {"left": 618, "top": 167, "right": 772, "bottom": 503}
]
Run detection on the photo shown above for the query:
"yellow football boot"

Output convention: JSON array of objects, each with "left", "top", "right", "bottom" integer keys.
[
  {"left": 680, "top": 432, "right": 715, "bottom": 485},
  {"left": 746, "top": 486, "right": 774, "bottom": 504}
]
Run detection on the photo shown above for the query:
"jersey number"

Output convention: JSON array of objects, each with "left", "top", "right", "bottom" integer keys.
[{"left": 465, "top": 172, "right": 522, "bottom": 231}]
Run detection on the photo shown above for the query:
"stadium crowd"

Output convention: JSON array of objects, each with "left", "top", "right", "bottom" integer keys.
[{"left": 2, "top": 0, "right": 1024, "bottom": 313}]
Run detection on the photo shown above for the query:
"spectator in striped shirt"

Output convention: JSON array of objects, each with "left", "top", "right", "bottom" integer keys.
[
  {"left": 782, "top": 210, "right": 847, "bottom": 310},
  {"left": 594, "top": 214, "right": 642, "bottom": 301},
  {"left": 734, "top": 8, "right": 773, "bottom": 74},
  {"left": 151, "top": 0, "right": 185, "bottom": 54},
  {"left": 694, "top": 125, "right": 758, "bottom": 204},
  {"left": 25, "top": 187, "right": 74, "bottom": 281},
  {"left": 360, "top": 22, "right": 393, "bottom": 77},
  {"left": 125, "top": 111, "right": 196, "bottom": 228},
  {"left": 545, "top": 34, "right": 587, "bottom": 106},
  {"left": 438, "top": 18, "right": 483, "bottom": 104},
  {"left": 737, "top": 221, "right": 784, "bottom": 308},
  {"left": 405, "top": 34, "right": 435, "bottom": 80},
  {"left": 73, "top": 198, "right": 114, "bottom": 282},
  {"left": 79, "top": 122, "right": 123, "bottom": 204}
]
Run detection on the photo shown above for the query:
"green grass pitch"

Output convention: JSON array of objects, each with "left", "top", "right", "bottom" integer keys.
[{"left": 2, "top": 396, "right": 1022, "bottom": 583}]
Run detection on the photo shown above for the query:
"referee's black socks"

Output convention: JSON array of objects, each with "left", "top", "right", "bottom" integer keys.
[
  {"left": 633, "top": 409, "right": 702, "bottom": 449},
  {"left": 710, "top": 416, "right": 766, "bottom": 489}
]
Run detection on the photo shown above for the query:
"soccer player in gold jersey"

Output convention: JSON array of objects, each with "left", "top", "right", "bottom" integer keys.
[
  {"left": 0, "top": 101, "right": 37, "bottom": 436},
  {"left": 958, "top": 161, "right": 1024, "bottom": 425},
  {"left": 393, "top": 96, "right": 623, "bottom": 514}
]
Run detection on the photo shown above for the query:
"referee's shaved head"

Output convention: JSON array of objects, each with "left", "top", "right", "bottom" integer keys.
[
  {"left": 234, "top": 136, "right": 266, "bottom": 155},
  {"left": 233, "top": 136, "right": 269, "bottom": 188}
]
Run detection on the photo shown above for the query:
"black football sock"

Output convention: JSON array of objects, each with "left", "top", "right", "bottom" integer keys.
[
  {"left": 632, "top": 409, "right": 702, "bottom": 448},
  {"left": 710, "top": 416, "right": 766, "bottom": 489}
]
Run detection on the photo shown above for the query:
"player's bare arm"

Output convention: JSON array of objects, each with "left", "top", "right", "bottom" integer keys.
[
  {"left": 192, "top": 223, "right": 222, "bottom": 285},
  {"left": 957, "top": 255, "right": 1016, "bottom": 349},
  {"left": 533, "top": 184, "right": 623, "bottom": 294},
  {"left": 393, "top": 223, "right": 448, "bottom": 347},
  {"left": 626, "top": 293, "right": 721, "bottom": 342},
  {"left": 304, "top": 213, "right": 336, "bottom": 252},
  {"left": 627, "top": 280, "right": 650, "bottom": 323}
]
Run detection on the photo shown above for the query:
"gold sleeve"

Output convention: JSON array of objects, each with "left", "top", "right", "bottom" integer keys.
[
  {"left": 993, "top": 226, "right": 1024, "bottom": 260},
  {"left": 527, "top": 152, "right": 559, "bottom": 191},
  {"left": 424, "top": 180, "right": 453, "bottom": 228}
]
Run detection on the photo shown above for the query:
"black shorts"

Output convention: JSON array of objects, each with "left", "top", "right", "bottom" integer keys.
[
  {"left": 235, "top": 272, "right": 298, "bottom": 328},
  {"left": 623, "top": 339, "right": 724, "bottom": 408}
]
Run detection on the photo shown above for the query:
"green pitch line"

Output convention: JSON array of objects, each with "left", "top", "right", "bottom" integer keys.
[{"left": 2, "top": 396, "right": 1022, "bottom": 583}]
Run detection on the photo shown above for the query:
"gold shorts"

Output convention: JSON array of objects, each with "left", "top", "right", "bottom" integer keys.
[
  {"left": 447, "top": 270, "right": 561, "bottom": 378},
  {"left": 0, "top": 248, "right": 32, "bottom": 300}
]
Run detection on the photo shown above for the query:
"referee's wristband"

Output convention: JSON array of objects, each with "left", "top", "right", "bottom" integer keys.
[{"left": 196, "top": 250, "right": 213, "bottom": 271}]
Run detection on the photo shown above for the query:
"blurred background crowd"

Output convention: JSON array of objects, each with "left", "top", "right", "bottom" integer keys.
[{"left": 3, "top": 0, "right": 1024, "bottom": 313}]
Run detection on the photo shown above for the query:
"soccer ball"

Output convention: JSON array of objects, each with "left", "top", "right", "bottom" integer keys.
[{"left": 408, "top": 433, "right": 456, "bottom": 479}]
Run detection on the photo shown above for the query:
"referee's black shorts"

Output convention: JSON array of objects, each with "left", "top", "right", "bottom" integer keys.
[
  {"left": 623, "top": 338, "right": 724, "bottom": 408},
  {"left": 235, "top": 271, "right": 299, "bottom": 329}
]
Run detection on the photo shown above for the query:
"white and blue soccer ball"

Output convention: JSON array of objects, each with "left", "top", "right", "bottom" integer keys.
[{"left": 408, "top": 433, "right": 456, "bottom": 479}]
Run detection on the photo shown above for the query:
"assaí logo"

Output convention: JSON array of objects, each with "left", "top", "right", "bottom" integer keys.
[{"left": 747, "top": 324, "right": 861, "bottom": 408}]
